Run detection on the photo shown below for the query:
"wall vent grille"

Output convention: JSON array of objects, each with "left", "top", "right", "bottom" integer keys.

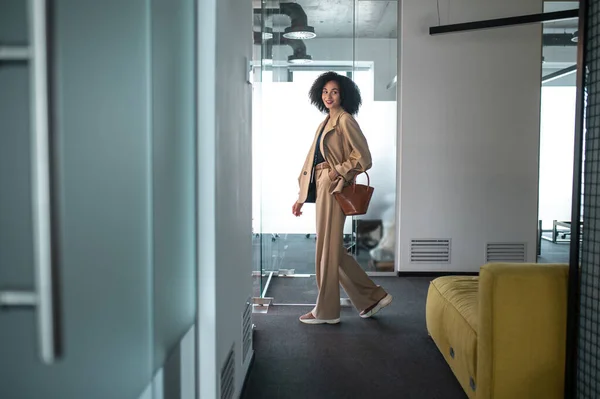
[
  {"left": 410, "top": 239, "right": 451, "bottom": 263},
  {"left": 485, "top": 242, "right": 527, "bottom": 263},
  {"left": 220, "top": 345, "right": 235, "bottom": 399},
  {"left": 242, "top": 299, "right": 252, "bottom": 364}
]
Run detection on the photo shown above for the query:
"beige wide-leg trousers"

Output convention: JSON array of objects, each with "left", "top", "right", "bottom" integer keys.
[{"left": 312, "top": 167, "right": 387, "bottom": 320}]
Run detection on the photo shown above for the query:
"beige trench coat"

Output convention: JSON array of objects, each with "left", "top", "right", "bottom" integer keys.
[{"left": 297, "top": 110, "right": 372, "bottom": 203}]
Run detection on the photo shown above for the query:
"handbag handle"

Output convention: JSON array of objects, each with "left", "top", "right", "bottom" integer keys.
[
  {"left": 350, "top": 171, "right": 370, "bottom": 192},
  {"left": 334, "top": 121, "right": 371, "bottom": 191}
]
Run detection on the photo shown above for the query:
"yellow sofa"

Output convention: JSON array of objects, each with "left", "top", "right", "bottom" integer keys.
[{"left": 425, "top": 263, "right": 568, "bottom": 399}]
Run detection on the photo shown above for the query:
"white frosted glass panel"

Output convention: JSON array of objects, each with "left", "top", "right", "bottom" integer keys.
[
  {"left": 353, "top": 70, "right": 375, "bottom": 102},
  {"left": 538, "top": 86, "right": 577, "bottom": 229},
  {"left": 252, "top": 84, "right": 264, "bottom": 235},
  {"left": 254, "top": 81, "right": 322, "bottom": 235},
  {"left": 252, "top": 80, "right": 396, "bottom": 235},
  {"left": 354, "top": 101, "right": 397, "bottom": 222}
]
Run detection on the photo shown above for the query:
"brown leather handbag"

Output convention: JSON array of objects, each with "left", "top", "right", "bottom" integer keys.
[{"left": 334, "top": 172, "right": 374, "bottom": 216}]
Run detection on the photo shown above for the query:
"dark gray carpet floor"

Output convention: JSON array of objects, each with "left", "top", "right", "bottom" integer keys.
[
  {"left": 241, "top": 277, "right": 468, "bottom": 399},
  {"left": 242, "top": 240, "right": 568, "bottom": 398},
  {"left": 538, "top": 237, "right": 570, "bottom": 264}
]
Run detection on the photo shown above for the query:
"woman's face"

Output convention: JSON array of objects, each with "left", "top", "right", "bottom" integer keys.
[{"left": 322, "top": 81, "right": 341, "bottom": 111}]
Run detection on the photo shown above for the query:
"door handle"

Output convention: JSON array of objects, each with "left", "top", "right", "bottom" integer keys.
[
  {"left": 0, "top": 291, "right": 38, "bottom": 307},
  {"left": 0, "top": 0, "right": 62, "bottom": 365}
]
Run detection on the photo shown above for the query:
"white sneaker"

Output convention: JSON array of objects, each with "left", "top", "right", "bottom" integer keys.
[
  {"left": 299, "top": 312, "right": 340, "bottom": 325},
  {"left": 360, "top": 294, "right": 393, "bottom": 319}
]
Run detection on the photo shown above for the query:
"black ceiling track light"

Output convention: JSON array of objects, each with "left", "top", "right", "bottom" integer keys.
[
  {"left": 571, "top": 30, "right": 579, "bottom": 43},
  {"left": 543, "top": 33, "right": 578, "bottom": 47},
  {"left": 429, "top": 9, "right": 578, "bottom": 35},
  {"left": 253, "top": 2, "right": 316, "bottom": 64}
]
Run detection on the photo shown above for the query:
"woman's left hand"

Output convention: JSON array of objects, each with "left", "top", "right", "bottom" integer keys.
[{"left": 328, "top": 168, "right": 339, "bottom": 181}]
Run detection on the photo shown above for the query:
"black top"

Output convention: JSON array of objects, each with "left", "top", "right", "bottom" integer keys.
[
  {"left": 313, "top": 123, "right": 327, "bottom": 166},
  {"left": 304, "top": 122, "right": 328, "bottom": 204}
]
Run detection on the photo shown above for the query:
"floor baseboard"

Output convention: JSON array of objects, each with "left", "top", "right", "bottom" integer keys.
[{"left": 397, "top": 271, "right": 479, "bottom": 277}]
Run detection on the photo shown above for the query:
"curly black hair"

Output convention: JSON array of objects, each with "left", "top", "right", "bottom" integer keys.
[{"left": 308, "top": 71, "right": 362, "bottom": 115}]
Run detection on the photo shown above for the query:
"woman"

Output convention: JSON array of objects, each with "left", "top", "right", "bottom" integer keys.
[{"left": 292, "top": 71, "right": 393, "bottom": 325}]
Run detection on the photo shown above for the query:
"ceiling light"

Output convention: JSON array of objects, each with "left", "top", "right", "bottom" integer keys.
[
  {"left": 279, "top": 3, "right": 317, "bottom": 40},
  {"left": 572, "top": 30, "right": 578, "bottom": 43},
  {"left": 283, "top": 25, "right": 316, "bottom": 40}
]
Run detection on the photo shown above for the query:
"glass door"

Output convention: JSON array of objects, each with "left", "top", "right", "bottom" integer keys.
[
  {"left": 251, "top": 0, "right": 399, "bottom": 306},
  {"left": 348, "top": 0, "right": 398, "bottom": 275}
]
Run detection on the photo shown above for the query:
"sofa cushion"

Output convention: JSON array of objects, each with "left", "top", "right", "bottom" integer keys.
[
  {"left": 426, "top": 276, "right": 479, "bottom": 399},
  {"left": 431, "top": 276, "right": 479, "bottom": 332}
]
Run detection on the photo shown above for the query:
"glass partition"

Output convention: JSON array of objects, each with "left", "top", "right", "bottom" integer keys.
[
  {"left": 350, "top": 0, "right": 398, "bottom": 273},
  {"left": 537, "top": 1, "right": 578, "bottom": 264},
  {"left": 252, "top": 0, "right": 398, "bottom": 304}
]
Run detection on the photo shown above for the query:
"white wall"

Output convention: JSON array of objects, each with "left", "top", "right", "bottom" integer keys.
[
  {"left": 197, "top": 0, "right": 254, "bottom": 398},
  {"left": 398, "top": 0, "right": 543, "bottom": 272}
]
